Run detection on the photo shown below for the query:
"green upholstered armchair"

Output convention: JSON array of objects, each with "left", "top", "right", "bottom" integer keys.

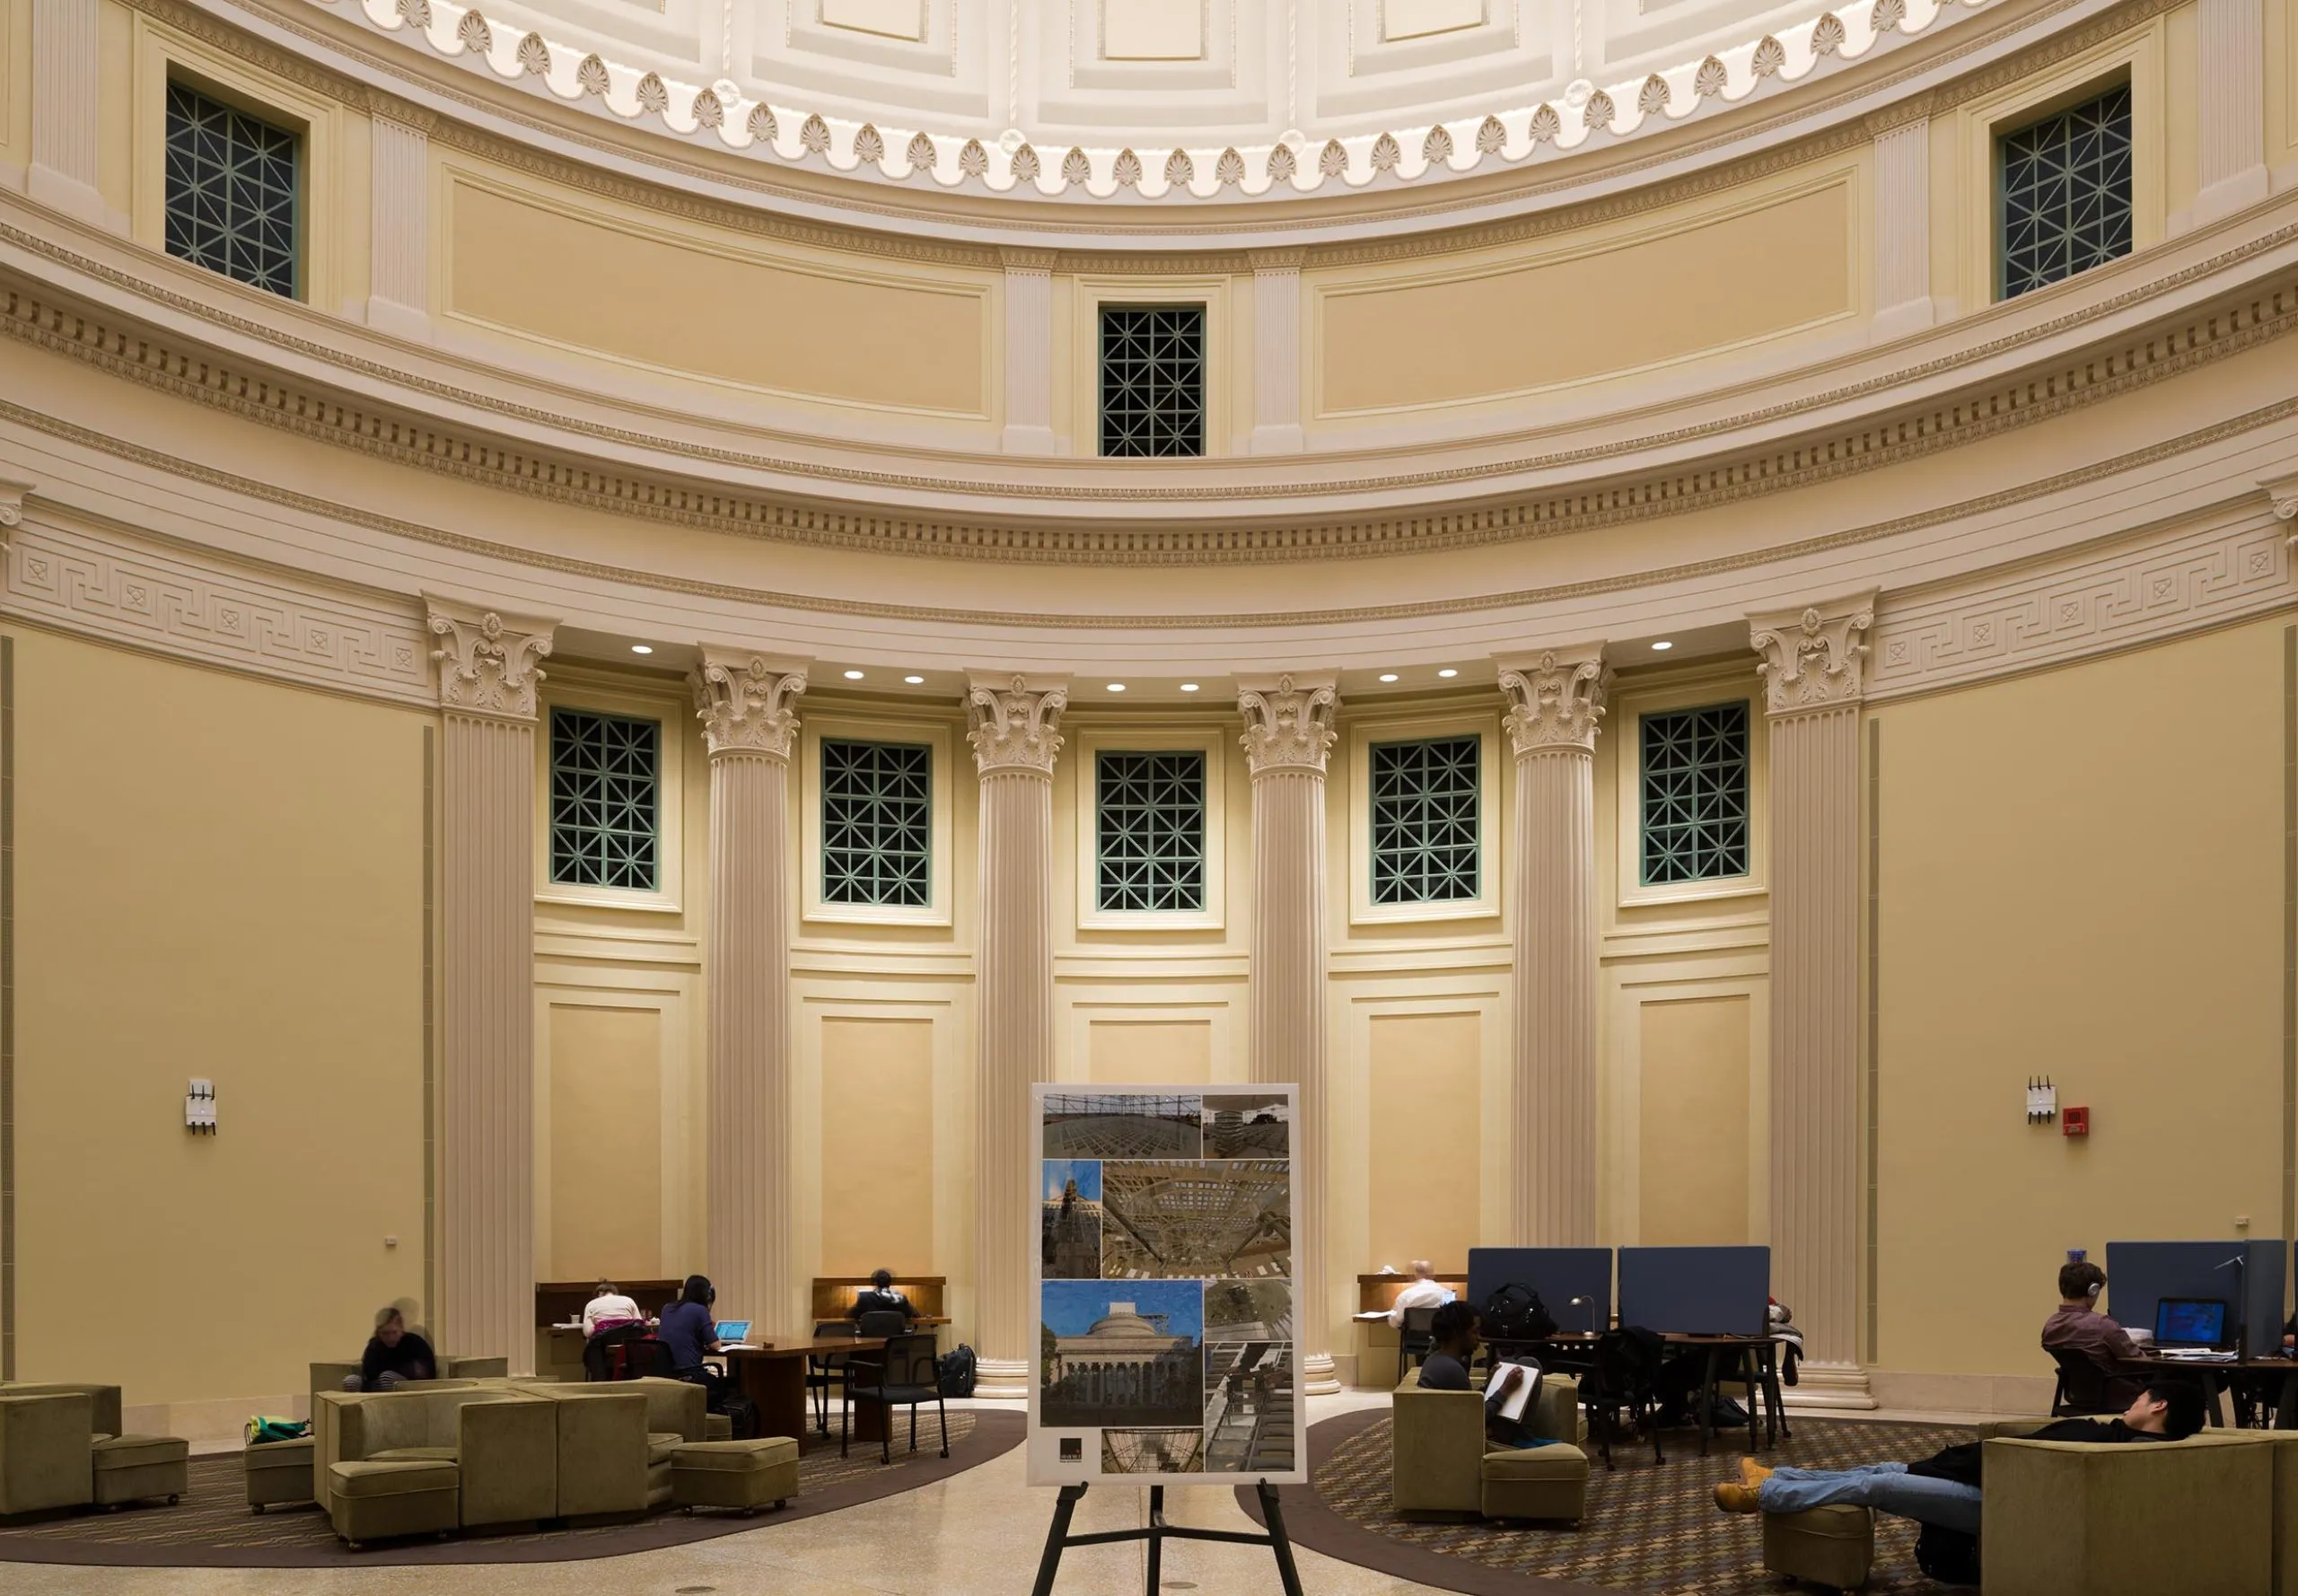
[
  {"left": 1982, "top": 1432, "right": 2273, "bottom": 1596},
  {"left": 0, "top": 1391, "right": 95, "bottom": 1516},
  {"left": 1389, "top": 1368, "right": 1586, "bottom": 1521},
  {"left": 320, "top": 1388, "right": 558, "bottom": 1539},
  {"left": 517, "top": 1379, "right": 701, "bottom": 1512},
  {"left": 0, "top": 1382, "right": 122, "bottom": 1439}
]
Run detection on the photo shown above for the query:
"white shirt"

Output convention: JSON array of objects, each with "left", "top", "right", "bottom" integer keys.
[
  {"left": 1387, "top": 1278, "right": 1457, "bottom": 1327},
  {"left": 583, "top": 1293, "right": 642, "bottom": 1337}
]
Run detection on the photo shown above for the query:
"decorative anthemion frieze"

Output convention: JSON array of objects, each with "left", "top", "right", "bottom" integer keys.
[
  {"left": 692, "top": 648, "right": 806, "bottom": 759},
  {"left": 426, "top": 599, "right": 555, "bottom": 720},
  {"left": 1497, "top": 646, "right": 1610, "bottom": 754},
  {"left": 1750, "top": 596, "right": 1877, "bottom": 715},
  {"left": 966, "top": 673, "right": 1068, "bottom": 776},
  {"left": 1238, "top": 673, "right": 1339, "bottom": 776}
]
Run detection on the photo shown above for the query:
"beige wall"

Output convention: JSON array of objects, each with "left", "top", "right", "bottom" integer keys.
[
  {"left": 1637, "top": 995, "right": 1754, "bottom": 1247},
  {"left": 819, "top": 1016, "right": 936, "bottom": 1277},
  {"left": 546, "top": 1004, "right": 664, "bottom": 1281},
  {"left": 1364, "top": 1012, "right": 1482, "bottom": 1275},
  {"left": 1872, "top": 617, "right": 2286, "bottom": 1378},
  {"left": 1087, "top": 1020, "right": 1213, "bottom": 1084},
  {"left": 8, "top": 627, "right": 429, "bottom": 1410}
]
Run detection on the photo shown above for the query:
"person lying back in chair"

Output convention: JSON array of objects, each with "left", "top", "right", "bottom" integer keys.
[{"left": 1712, "top": 1379, "right": 2204, "bottom": 1533}]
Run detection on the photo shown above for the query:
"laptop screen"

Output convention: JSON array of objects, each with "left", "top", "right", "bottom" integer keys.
[
  {"left": 715, "top": 1320, "right": 752, "bottom": 1344},
  {"left": 2153, "top": 1298, "right": 2227, "bottom": 1347}
]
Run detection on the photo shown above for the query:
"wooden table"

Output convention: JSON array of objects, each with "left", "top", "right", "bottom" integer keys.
[
  {"left": 723, "top": 1337, "right": 890, "bottom": 1453},
  {"left": 2122, "top": 1354, "right": 2298, "bottom": 1429}
]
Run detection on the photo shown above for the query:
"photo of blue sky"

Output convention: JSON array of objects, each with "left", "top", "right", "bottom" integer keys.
[
  {"left": 1040, "top": 1279, "right": 1202, "bottom": 1342},
  {"left": 1043, "top": 1160, "right": 1102, "bottom": 1202}
]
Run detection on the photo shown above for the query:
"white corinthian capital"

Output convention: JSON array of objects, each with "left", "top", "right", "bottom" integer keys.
[
  {"left": 693, "top": 648, "right": 807, "bottom": 759},
  {"left": 1497, "top": 645, "right": 1609, "bottom": 755},
  {"left": 1237, "top": 673, "right": 1340, "bottom": 776},
  {"left": 966, "top": 673, "right": 1069, "bottom": 776},
  {"left": 1750, "top": 594, "right": 1878, "bottom": 716},
  {"left": 425, "top": 597, "right": 555, "bottom": 720}
]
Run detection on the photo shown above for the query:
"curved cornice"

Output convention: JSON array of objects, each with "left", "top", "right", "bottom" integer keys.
[{"left": 180, "top": 0, "right": 2151, "bottom": 249}]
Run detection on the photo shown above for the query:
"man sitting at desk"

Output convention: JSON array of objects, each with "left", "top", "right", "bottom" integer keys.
[
  {"left": 851, "top": 1269, "right": 912, "bottom": 1320},
  {"left": 1713, "top": 1379, "right": 2203, "bottom": 1530},
  {"left": 2042, "top": 1258, "right": 2145, "bottom": 1408},
  {"left": 1386, "top": 1260, "right": 1456, "bottom": 1327}
]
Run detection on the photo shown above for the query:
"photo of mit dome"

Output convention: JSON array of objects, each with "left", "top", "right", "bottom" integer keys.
[{"left": 1039, "top": 1279, "right": 1204, "bottom": 1429}]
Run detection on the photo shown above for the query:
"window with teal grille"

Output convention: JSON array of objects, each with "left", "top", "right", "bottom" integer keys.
[
  {"left": 1639, "top": 703, "right": 1750, "bottom": 886},
  {"left": 548, "top": 709, "right": 660, "bottom": 890},
  {"left": 1998, "top": 83, "right": 2132, "bottom": 300},
  {"left": 163, "top": 81, "right": 301, "bottom": 298},
  {"left": 1101, "top": 306, "right": 1206, "bottom": 458},
  {"left": 821, "top": 739, "right": 932, "bottom": 908},
  {"left": 1096, "top": 750, "right": 1206, "bottom": 913},
  {"left": 1369, "top": 736, "right": 1480, "bottom": 905}
]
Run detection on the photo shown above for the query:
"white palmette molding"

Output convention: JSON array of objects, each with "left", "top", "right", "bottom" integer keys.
[
  {"left": 1870, "top": 112, "right": 1936, "bottom": 339},
  {"left": 426, "top": 595, "right": 556, "bottom": 1372},
  {"left": 28, "top": 0, "right": 112, "bottom": 229},
  {"left": 369, "top": 117, "right": 434, "bottom": 339},
  {"left": 1495, "top": 646, "right": 1609, "bottom": 1247},
  {"left": 999, "top": 250, "right": 1057, "bottom": 456},
  {"left": 693, "top": 648, "right": 807, "bottom": 1340},
  {"left": 1238, "top": 673, "right": 1341, "bottom": 1394},
  {"left": 2193, "top": 0, "right": 2268, "bottom": 228},
  {"left": 1250, "top": 252, "right": 1305, "bottom": 456},
  {"left": 966, "top": 672, "right": 1067, "bottom": 1394},
  {"left": 1750, "top": 592, "right": 1875, "bottom": 1407}
]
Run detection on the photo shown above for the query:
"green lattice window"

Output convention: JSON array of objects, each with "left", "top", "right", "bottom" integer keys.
[
  {"left": 1100, "top": 306, "right": 1205, "bottom": 458},
  {"left": 821, "top": 739, "right": 932, "bottom": 908},
  {"left": 1998, "top": 83, "right": 2132, "bottom": 300},
  {"left": 548, "top": 709, "right": 660, "bottom": 891},
  {"left": 163, "top": 81, "right": 300, "bottom": 298},
  {"left": 1096, "top": 751, "right": 1206, "bottom": 913},
  {"left": 1639, "top": 703, "right": 1750, "bottom": 886},
  {"left": 1369, "top": 736, "right": 1481, "bottom": 906}
]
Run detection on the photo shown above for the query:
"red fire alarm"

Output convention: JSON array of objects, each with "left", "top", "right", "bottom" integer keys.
[{"left": 2063, "top": 1107, "right": 2091, "bottom": 1136}]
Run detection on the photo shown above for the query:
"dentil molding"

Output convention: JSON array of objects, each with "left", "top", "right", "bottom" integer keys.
[
  {"left": 425, "top": 595, "right": 556, "bottom": 718},
  {"left": 1238, "top": 674, "right": 1341, "bottom": 776},
  {"left": 1497, "top": 647, "right": 1612, "bottom": 755},
  {"left": 1750, "top": 594, "right": 1878, "bottom": 714},
  {"left": 692, "top": 647, "right": 808, "bottom": 759},
  {"left": 965, "top": 672, "right": 1068, "bottom": 776}
]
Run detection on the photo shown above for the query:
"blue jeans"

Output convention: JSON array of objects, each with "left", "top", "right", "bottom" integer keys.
[{"left": 1759, "top": 1462, "right": 1983, "bottom": 1534}]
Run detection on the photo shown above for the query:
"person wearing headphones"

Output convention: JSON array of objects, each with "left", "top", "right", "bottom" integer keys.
[
  {"left": 658, "top": 1274, "right": 725, "bottom": 1400},
  {"left": 2042, "top": 1258, "right": 2144, "bottom": 1409}
]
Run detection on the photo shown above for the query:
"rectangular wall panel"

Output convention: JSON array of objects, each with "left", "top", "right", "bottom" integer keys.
[
  {"left": 820, "top": 1017, "right": 935, "bottom": 1276},
  {"left": 1367, "top": 1013, "right": 1480, "bottom": 1272},
  {"left": 1103, "top": 0, "right": 1203, "bottom": 58},
  {"left": 548, "top": 1004, "right": 664, "bottom": 1281},
  {"left": 1637, "top": 996, "right": 1751, "bottom": 1247},
  {"left": 1383, "top": 0, "right": 1482, "bottom": 40},
  {"left": 1088, "top": 1020, "right": 1213, "bottom": 1083},
  {"left": 820, "top": 0, "right": 926, "bottom": 40}
]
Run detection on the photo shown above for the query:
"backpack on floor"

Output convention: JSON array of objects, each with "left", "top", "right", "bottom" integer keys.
[
  {"left": 1914, "top": 1523, "right": 1981, "bottom": 1586},
  {"left": 718, "top": 1392, "right": 762, "bottom": 1441},
  {"left": 1480, "top": 1283, "right": 1559, "bottom": 1343},
  {"left": 245, "top": 1416, "right": 309, "bottom": 1444},
  {"left": 939, "top": 1343, "right": 978, "bottom": 1398}
]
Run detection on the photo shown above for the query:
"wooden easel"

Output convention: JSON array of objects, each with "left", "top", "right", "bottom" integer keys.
[{"left": 1028, "top": 1480, "right": 1305, "bottom": 1596}]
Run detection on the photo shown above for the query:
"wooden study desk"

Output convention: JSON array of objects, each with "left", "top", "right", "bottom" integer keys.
[
  {"left": 2121, "top": 1353, "right": 2298, "bottom": 1429},
  {"left": 1353, "top": 1273, "right": 1467, "bottom": 1388},
  {"left": 723, "top": 1337, "right": 890, "bottom": 1453}
]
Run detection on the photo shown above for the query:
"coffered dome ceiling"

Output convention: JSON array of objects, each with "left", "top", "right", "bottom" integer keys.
[{"left": 334, "top": 0, "right": 1984, "bottom": 201}]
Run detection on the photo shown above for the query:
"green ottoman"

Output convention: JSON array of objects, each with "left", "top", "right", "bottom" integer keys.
[
  {"left": 327, "top": 1460, "right": 460, "bottom": 1548},
  {"left": 1762, "top": 1503, "right": 1875, "bottom": 1592},
  {"left": 1480, "top": 1443, "right": 1590, "bottom": 1523},
  {"left": 246, "top": 1436, "right": 315, "bottom": 1512},
  {"left": 671, "top": 1437, "right": 799, "bottom": 1516},
  {"left": 91, "top": 1434, "right": 189, "bottom": 1507}
]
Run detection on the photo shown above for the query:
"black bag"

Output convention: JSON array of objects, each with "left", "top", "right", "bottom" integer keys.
[
  {"left": 1480, "top": 1283, "right": 1559, "bottom": 1343},
  {"left": 718, "top": 1392, "right": 762, "bottom": 1441},
  {"left": 939, "top": 1343, "right": 978, "bottom": 1399},
  {"left": 1914, "top": 1523, "right": 1981, "bottom": 1586}
]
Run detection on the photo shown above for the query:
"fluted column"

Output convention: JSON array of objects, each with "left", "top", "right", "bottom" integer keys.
[
  {"left": 1751, "top": 595, "right": 1877, "bottom": 1408},
  {"left": 29, "top": 0, "right": 110, "bottom": 227},
  {"left": 693, "top": 649, "right": 807, "bottom": 1338},
  {"left": 1870, "top": 110, "right": 1936, "bottom": 339},
  {"left": 1238, "top": 674, "right": 1340, "bottom": 1394},
  {"left": 1496, "top": 646, "right": 1609, "bottom": 1246},
  {"left": 2195, "top": 0, "right": 2268, "bottom": 225},
  {"left": 368, "top": 114, "right": 432, "bottom": 339},
  {"left": 966, "top": 672, "right": 1068, "bottom": 1394},
  {"left": 427, "top": 598, "right": 556, "bottom": 1372}
]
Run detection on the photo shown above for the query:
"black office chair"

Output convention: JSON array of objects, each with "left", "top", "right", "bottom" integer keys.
[
  {"left": 583, "top": 1321, "right": 646, "bottom": 1381},
  {"left": 808, "top": 1320, "right": 860, "bottom": 1435},
  {"left": 856, "top": 1309, "right": 909, "bottom": 1339},
  {"left": 1580, "top": 1329, "right": 1665, "bottom": 1470},
  {"left": 610, "top": 1336, "right": 676, "bottom": 1381},
  {"left": 2047, "top": 1348, "right": 2122, "bottom": 1416},
  {"left": 843, "top": 1331, "right": 949, "bottom": 1464},
  {"left": 1398, "top": 1306, "right": 1439, "bottom": 1374}
]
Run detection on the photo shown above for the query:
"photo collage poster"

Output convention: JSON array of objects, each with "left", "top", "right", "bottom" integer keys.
[{"left": 1026, "top": 1083, "right": 1304, "bottom": 1486}]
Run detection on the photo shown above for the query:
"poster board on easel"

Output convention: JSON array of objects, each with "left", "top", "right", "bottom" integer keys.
[{"left": 1025, "top": 1083, "right": 1305, "bottom": 1487}]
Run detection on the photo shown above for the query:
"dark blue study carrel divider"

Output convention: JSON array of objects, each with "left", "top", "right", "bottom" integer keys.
[{"left": 1617, "top": 1246, "right": 1770, "bottom": 1336}]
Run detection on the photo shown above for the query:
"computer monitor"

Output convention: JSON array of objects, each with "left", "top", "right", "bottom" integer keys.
[
  {"left": 714, "top": 1320, "right": 753, "bottom": 1345},
  {"left": 2153, "top": 1297, "right": 2229, "bottom": 1348}
]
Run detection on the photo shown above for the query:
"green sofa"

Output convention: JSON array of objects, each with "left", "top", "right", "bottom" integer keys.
[
  {"left": 513, "top": 1379, "right": 706, "bottom": 1514},
  {"left": 0, "top": 1382, "right": 187, "bottom": 1513},
  {"left": 316, "top": 1387, "right": 557, "bottom": 1545},
  {"left": 0, "top": 1391, "right": 96, "bottom": 1517},
  {"left": 1389, "top": 1368, "right": 1590, "bottom": 1523}
]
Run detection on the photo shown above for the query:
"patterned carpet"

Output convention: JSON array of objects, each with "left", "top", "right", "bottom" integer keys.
[
  {"left": 0, "top": 1408, "right": 1022, "bottom": 1567},
  {"left": 1241, "top": 1407, "right": 1976, "bottom": 1596}
]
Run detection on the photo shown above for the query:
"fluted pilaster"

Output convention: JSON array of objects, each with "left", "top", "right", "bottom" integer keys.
[
  {"left": 694, "top": 649, "right": 806, "bottom": 1338},
  {"left": 30, "top": 0, "right": 109, "bottom": 226},
  {"left": 1239, "top": 673, "right": 1340, "bottom": 1394},
  {"left": 1496, "top": 646, "right": 1609, "bottom": 1246},
  {"left": 2195, "top": 0, "right": 2268, "bottom": 224},
  {"left": 1000, "top": 250, "right": 1058, "bottom": 455},
  {"left": 967, "top": 672, "right": 1067, "bottom": 1393},
  {"left": 369, "top": 115, "right": 432, "bottom": 338},
  {"left": 1250, "top": 250, "right": 1305, "bottom": 454},
  {"left": 427, "top": 597, "right": 555, "bottom": 1372},
  {"left": 1751, "top": 596, "right": 1876, "bottom": 1407}
]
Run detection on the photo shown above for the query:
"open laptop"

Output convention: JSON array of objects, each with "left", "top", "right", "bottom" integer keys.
[
  {"left": 714, "top": 1320, "right": 755, "bottom": 1346},
  {"left": 2153, "top": 1297, "right": 2230, "bottom": 1350}
]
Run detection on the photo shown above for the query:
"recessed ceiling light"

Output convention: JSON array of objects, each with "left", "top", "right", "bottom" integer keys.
[
  {"left": 1378, "top": 672, "right": 1399, "bottom": 683},
  {"left": 1437, "top": 668, "right": 1460, "bottom": 679},
  {"left": 843, "top": 669, "right": 865, "bottom": 680},
  {"left": 629, "top": 645, "right": 653, "bottom": 655},
  {"left": 1180, "top": 683, "right": 1200, "bottom": 693},
  {"left": 1651, "top": 640, "right": 1674, "bottom": 652},
  {"left": 903, "top": 674, "right": 925, "bottom": 685},
  {"left": 1106, "top": 683, "right": 1127, "bottom": 692}
]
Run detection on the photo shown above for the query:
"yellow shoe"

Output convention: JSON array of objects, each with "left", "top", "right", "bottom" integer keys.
[
  {"left": 1739, "top": 1458, "right": 1774, "bottom": 1489},
  {"left": 1714, "top": 1480, "right": 1764, "bottom": 1514}
]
